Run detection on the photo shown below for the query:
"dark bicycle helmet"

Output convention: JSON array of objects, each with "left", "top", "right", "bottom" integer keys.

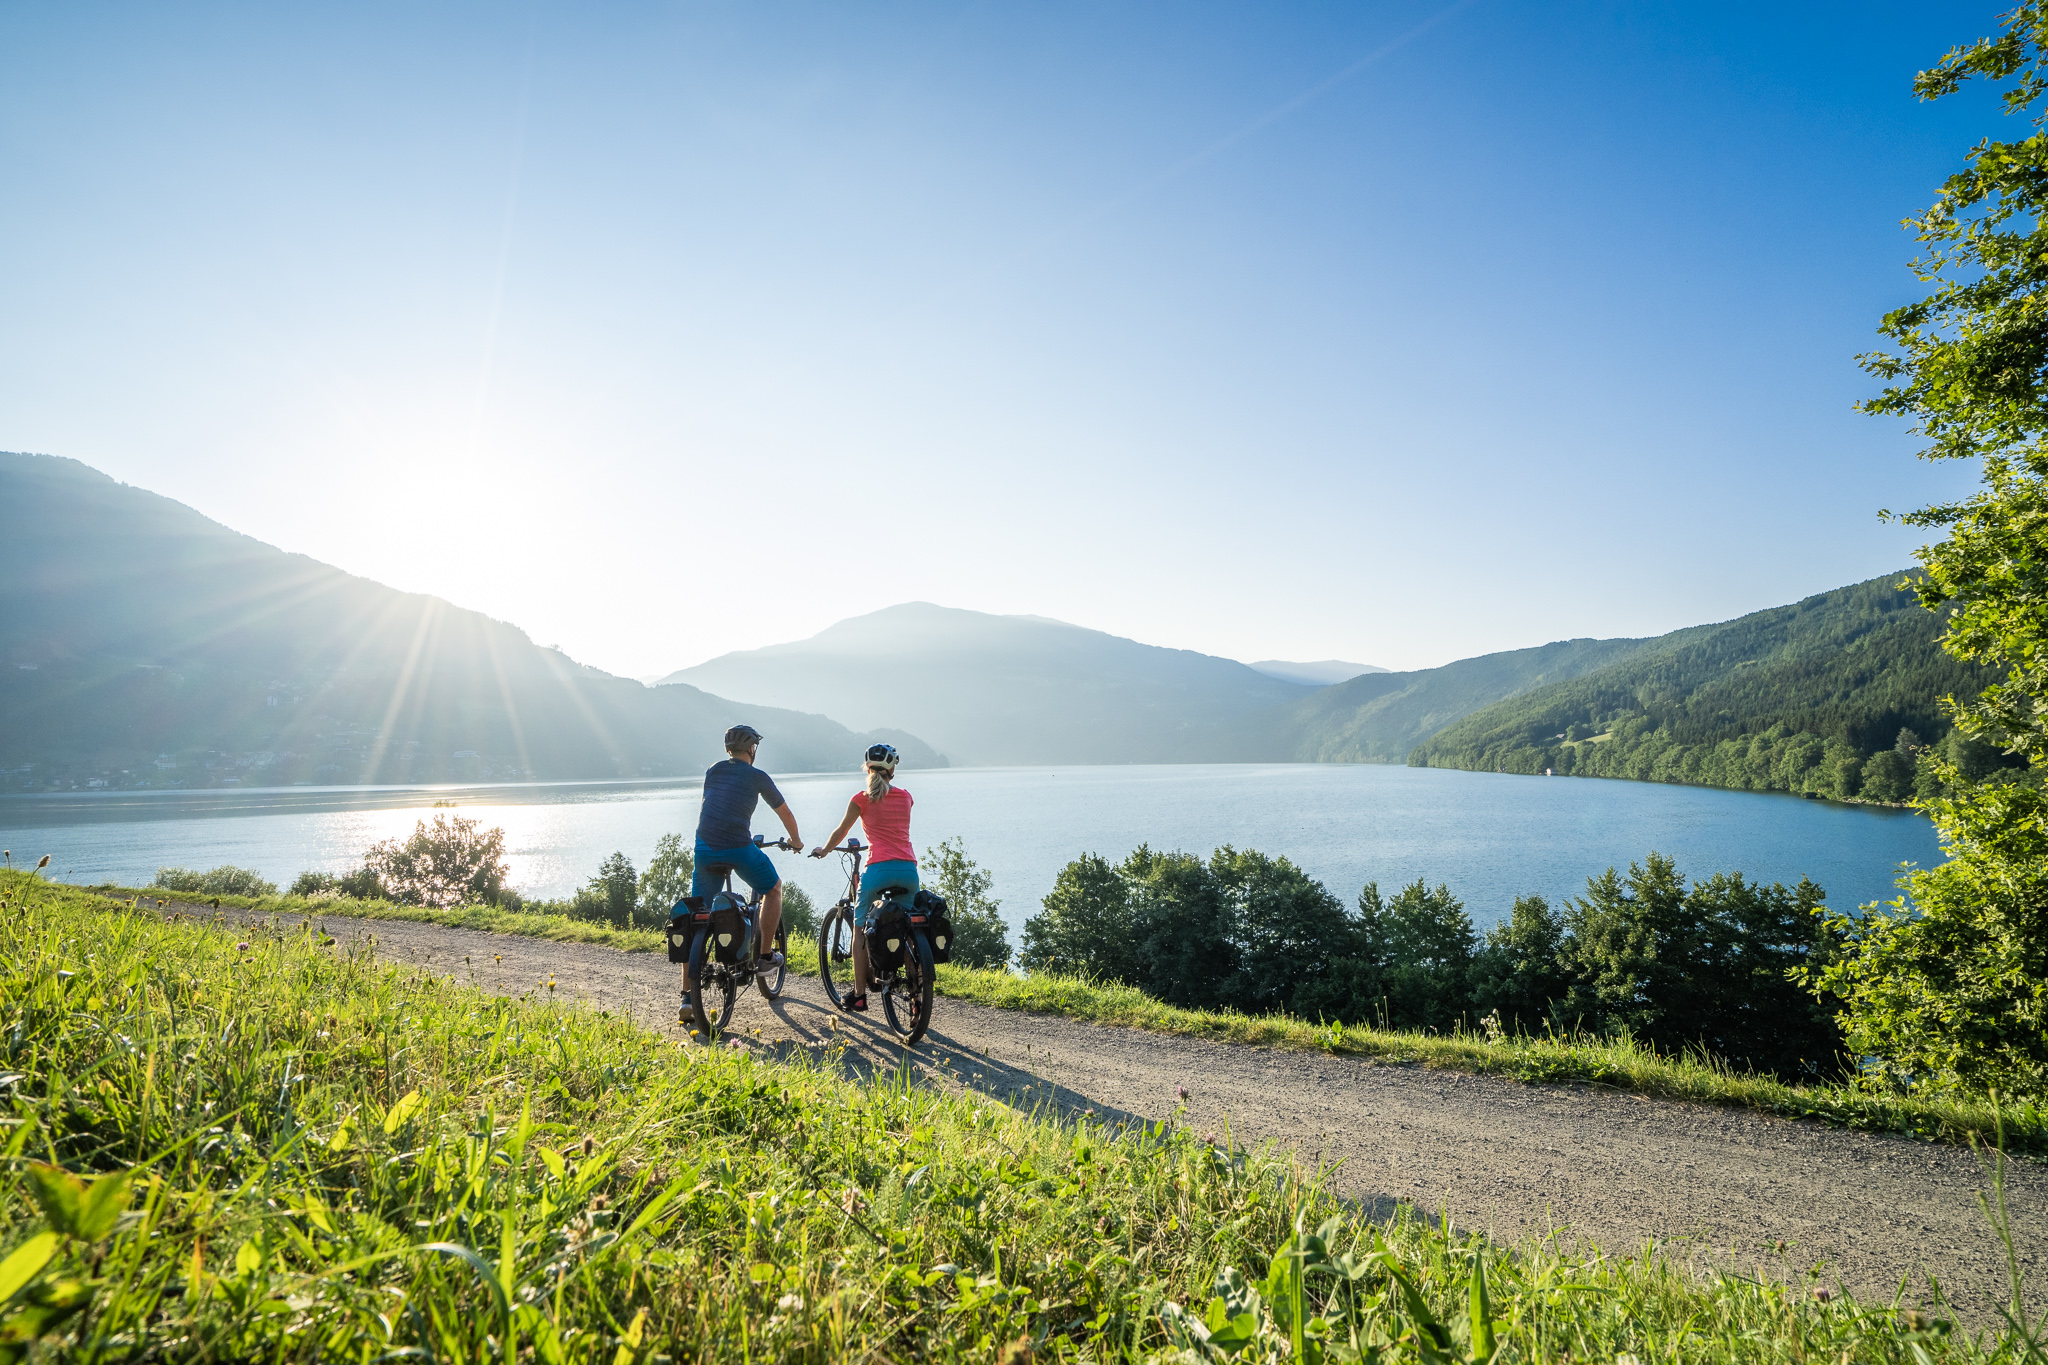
[
  {"left": 864, "top": 742, "right": 899, "bottom": 766},
  {"left": 725, "top": 724, "right": 764, "bottom": 750}
]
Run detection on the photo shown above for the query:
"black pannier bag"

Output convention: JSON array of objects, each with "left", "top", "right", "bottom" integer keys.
[
  {"left": 913, "top": 889, "right": 955, "bottom": 964},
  {"left": 707, "top": 896, "right": 746, "bottom": 965},
  {"left": 868, "top": 904, "right": 911, "bottom": 972},
  {"left": 667, "top": 896, "right": 706, "bottom": 964}
]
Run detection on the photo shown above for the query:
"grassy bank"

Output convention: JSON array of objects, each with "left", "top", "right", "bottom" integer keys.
[
  {"left": 97, "top": 881, "right": 671, "bottom": 953},
  {"left": 934, "top": 968, "right": 2048, "bottom": 1155},
  {"left": 4, "top": 870, "right": 2037, "bottom": 1361},
  {"left": 92, "top": 882, "right": 2048, "bottom": 1154}
]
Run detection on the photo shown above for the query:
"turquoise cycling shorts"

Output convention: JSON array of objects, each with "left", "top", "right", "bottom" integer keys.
[{"left": 855, "top": 859, "right": 919, "bottom": 928}]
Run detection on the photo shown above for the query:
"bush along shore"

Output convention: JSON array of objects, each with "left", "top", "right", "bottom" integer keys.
[{"left": 5, "top": 869, "right": 2043, "bottom": 1361}]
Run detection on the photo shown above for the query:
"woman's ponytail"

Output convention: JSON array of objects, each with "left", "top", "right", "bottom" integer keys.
[{"left": 865, "top": 761, "right": 894, "bottom": 803}]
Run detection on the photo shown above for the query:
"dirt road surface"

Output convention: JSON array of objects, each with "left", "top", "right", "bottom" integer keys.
[{"left": 186, "top": 905, "right": 2044, "bottom": 1324}]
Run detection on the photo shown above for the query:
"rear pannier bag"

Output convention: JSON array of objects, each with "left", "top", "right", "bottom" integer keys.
[
  {"left": 667, "top": 897, "right": 708, "bottom": 964},
  {"left": 913, "top": 889, "right": 955, "bottom": 964},
  {"left": 708, "top": 897, "right": 746, "bottom": 965},
  {"left": 868, "top": 905, "right": 910, "bottom": 972}
]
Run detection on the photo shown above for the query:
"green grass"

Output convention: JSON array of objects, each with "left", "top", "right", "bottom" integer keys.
[
  {"left": 1, "top": 869, "right": 2043, "bottom": 1361},
  {"left": 92, "top": 878, "right": 2048, "bottom": 1155},
  {"left": 931, "top": 966, "right": 2048, "bottom": 1155},
  {"left": 95, "top": 882, "right": 671, "bottom": 953}
]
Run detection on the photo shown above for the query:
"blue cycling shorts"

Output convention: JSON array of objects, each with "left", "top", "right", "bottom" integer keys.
[
  {"left": 856, "top": 859, "right": 919, "bottom": 928},
  {"left": 691, "top": 840, "right": 780, "bottom": 900}
]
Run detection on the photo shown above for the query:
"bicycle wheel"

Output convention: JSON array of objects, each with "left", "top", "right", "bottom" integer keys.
[
  {"left": 818, "top": 905, "right": 854, "bottom": 1008},
  {"left": 883, "top": 929, "right": 934, "bottom": 1045},
  {"left": 756, "top": 920, "right": 788, "bottom": 999},
  {"left": 687, "top": 929, "right": 736, "bottom": 1036}
]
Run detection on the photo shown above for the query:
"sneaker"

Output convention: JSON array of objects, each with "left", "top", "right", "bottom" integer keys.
[{"left": 845, "top": 994, "right": 868, "bottom": 1013}]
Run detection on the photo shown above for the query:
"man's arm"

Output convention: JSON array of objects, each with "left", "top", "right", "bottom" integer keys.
[{"left": 773, "top": 799, "right": 803, "bottom": 853}]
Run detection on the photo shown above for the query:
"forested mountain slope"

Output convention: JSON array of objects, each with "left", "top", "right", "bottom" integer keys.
[
  {"left": 661, "top": 603, "right": 1312, "bottom": 765},
  {"left": 1408, "top": 572, "right": 2007, "bottom": 800},
  {"left": 0, "top": 453, "right": 935, "bottom": 790},
  {"left": 1271, "top": 636, "right": 1657, "bottom": 762}
]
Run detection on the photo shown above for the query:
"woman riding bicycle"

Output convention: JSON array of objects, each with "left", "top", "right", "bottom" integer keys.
[{"left": 813, "top": 742, "right": 916, "bottom": 1013}]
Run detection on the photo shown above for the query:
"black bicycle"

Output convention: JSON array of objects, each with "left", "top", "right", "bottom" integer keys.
[
  {"left": 815, "top": 838, "right": 938, "bottom": 1045},
  {"left": 669, "top": 835, "right": 792, "bottom": 1036}
]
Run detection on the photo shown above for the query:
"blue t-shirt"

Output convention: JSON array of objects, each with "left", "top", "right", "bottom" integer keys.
[{"left": 695, "top": 759, "right": 785, "bottom": 849}]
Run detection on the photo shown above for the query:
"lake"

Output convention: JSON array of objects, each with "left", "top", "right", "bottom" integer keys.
[{"left": 0, "top": 765, "right": 1940, "bottom": 938}]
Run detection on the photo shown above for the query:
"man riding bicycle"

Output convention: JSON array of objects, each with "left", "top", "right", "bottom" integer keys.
[{"left": 685, "top": 724, "right": 804, "bottom": 1009}]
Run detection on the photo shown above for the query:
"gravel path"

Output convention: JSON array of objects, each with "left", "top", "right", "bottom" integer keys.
[{"left": 190, "top": 904, "right": 2044, "bottom": 1324}]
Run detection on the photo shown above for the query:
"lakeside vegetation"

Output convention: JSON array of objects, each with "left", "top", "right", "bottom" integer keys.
[
  {"left": 6, "top": 871, "right": 2041, "bottom": 1361},
  {"left": 1021, "top": 846, "right": 1844, "bottom": 1083}
]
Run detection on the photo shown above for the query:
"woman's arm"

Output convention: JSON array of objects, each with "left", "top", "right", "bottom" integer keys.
[{"left": 811, "top": 797, "right": 864, "bottom": 856}]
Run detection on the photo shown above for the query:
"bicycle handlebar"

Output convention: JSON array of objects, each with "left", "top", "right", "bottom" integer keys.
[{"left": 750, "top": 836, "right": 798, "bottom": 851}]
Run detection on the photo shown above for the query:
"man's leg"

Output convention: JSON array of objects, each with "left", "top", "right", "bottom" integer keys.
[{"left": 758, "top": 881, "right": 782, "bottom": 961}]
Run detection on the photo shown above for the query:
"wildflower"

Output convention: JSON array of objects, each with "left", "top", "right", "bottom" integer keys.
[
  {"left": 582, "top": 1135, "right": 595, "bottom": 1157},
  {"left": 237, "top": 941, "right": 250, "bottom": 953},
  {"left": 729, "top": 1038, "right": 744, "bottom": 1050},
  {"left": 1176, "top": 1085, "right": 1189, "bottom": 1101},
  {"left": 36, "top": 855, "right": 49, "bottom": 869},
  {"left": 1811, "top": 1287, "right": 1832, "bottom": 1303}
]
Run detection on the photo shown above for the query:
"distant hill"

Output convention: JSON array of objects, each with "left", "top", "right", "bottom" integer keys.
[
  {"left": 1271, "top": 637, "right": 1656, "bottom": 763},
  {"left": 0, "top": 453, "right": 938, "bottom": 790},
  {"left": 1248, "top": 659, "right": 1387, "bottom": 686},
  {"left": 1409, "top": 572, "right": 2007, "bottom": 794},
  {"left": 659, "top": 603, "right": 1311, "bottom": 765}
]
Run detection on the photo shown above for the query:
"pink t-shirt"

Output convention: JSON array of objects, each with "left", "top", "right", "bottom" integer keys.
[{"left": 851, "top": 787, "right": 916, "bottom": 864}]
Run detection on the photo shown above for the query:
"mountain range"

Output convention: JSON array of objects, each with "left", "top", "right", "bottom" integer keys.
[
  {"left": 3, "top": 452, "right": 1981, "bottom": 795},
  {"left": 0, "top": 453, "right": 935, "bottom": 789}
]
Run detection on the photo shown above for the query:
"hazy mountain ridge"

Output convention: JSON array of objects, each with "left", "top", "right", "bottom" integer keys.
[
  {"left": 0, "top": 453, "right": 939, "bottom": 789},
  {"left": 661, "top": 603, "right": 1310, "bottom": 765},
  {"left": 1248, "top": 659, "right": 1387, "bottom": 686}
]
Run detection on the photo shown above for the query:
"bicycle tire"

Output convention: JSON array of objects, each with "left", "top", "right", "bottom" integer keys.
[
  {"left": 687, "top": 929, "right": 736, "bottom": 1036},
  {"left": 818, "top": 905, "right": 854, "bottom": 1008},
  {"left": 756, "top": 921, "right": 788, "bottom": 999},
  {"left": 883, "top": 928, "right": 934, "bottom": 1045}
]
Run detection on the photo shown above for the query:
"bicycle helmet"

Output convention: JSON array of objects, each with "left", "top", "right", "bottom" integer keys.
[
  {"left": 725, "top": 724, "right": 764, "bottom": 751},
  {"left": 864, "top": 742, "right": 899, "bottom": 766}
]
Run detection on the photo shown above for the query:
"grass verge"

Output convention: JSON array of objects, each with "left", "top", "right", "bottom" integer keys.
[
  {"left": 90, "top": 882, "right": 2048, "bottom": 1155},
  {"left": 95, "top": 881, "right": 670, "bottom": 953},
  {"left": 931, "top": 968, "right": 2048, "bottom": 1156},
  {"left": 3, "top": 868, "right": 2036, "bottom": 1362}
]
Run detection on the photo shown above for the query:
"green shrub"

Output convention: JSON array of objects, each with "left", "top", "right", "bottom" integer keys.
[
  {"left": 152, "top": 864, "right": 277, "bottom": 897},
  {"left": 921, "top": 837, "right": 1012, "bottom": 970}
]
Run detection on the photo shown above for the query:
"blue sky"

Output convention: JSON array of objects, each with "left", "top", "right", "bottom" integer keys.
[{"left": 0, "top": 1, "right": 2010, "bottom": 677}]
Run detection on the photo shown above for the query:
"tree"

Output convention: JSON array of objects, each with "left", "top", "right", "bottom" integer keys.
[
  {"left": 779, "top": 883, "right": 820, "bottom": 941},
  {"left": 1563, "top": 854, "right": 1840, "bottom": 1075},
  {"left": 1468, "top": 894, "right": 1570, "bottom": 1033},
  {"left": 637, "top": 833, "right": 694, "bottom": 920},
  {"left": 1362, "top": 880, "right": 1476, "bottom": 1033},
  {"left": 1021, "top": 853, "right": 1135, "bottom": 980},
  {"left": 586, "top": 851, "right": 637, "bottom": 928},
  {"left": 363, "top": 814, "right": 509, "bottom": 908},
  {"left": 1831, "top": 5, "right": 2048, "bottom": 1097},
  {"left": 921, "top": 837, "right": 1012, "bottom": 970},
  {"left": 1212, "top": 846, "right": 1353, "bottom": 1016}
]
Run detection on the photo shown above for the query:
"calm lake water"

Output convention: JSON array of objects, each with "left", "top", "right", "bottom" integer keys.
[{"left": 1, "top": 765, "right": 1940, "bottom": 938}]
